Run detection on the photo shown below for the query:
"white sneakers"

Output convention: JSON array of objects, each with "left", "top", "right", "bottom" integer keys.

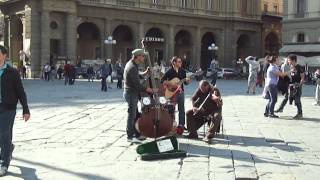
[
  {"left": 127, "top": 137, "right": 143, "bottom": 144},
  {"left": 0, "top": 166, "right": 8, "bottom": 176}
]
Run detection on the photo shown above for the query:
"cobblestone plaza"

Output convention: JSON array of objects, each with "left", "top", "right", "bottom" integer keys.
[{"left": 1, "top": 79, "right": 319, "bottom": 180}]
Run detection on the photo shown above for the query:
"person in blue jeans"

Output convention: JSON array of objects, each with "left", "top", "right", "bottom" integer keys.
[
  {"left": 123, "top": 49, "right": 153, "bottom": 143},
  {"left": 0, "top": 45, "right": 30, "bottom": 176},
  {"left": 161, "top": 56, "right": 191, "bottom": 132},
  {"left": 264, "top": 56, "right": 287, "bottom": 118}
]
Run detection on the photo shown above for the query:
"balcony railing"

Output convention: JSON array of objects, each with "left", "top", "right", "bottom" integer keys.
[
  {"left": 262, "top": 11, "right": 283, "bottom": 17},
  {"left": 79, "top": 0, "right": 259, "bottom": 19}
]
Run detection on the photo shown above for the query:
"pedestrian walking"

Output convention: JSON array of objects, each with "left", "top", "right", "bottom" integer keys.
[
  {"left": 44, "top": 63, "right": 51, "bottom": 81},
  {"left": 57, "top": 65, "right": 63, "bottom": 80},
  {"left": 21, "top": 65, "right": 27, "bottom": 79},
  {"left": 313, "top": 69, "right": 320, "bottom": 106},
  {"left": 286, "top": 54, "right": 305, "bottom": 119},
  {"left": 209, "top": 59, "right": 219, "bottom": 86},
  {"left": 87, "top": 65, "right": 94, "bottom": 82},
  {"left": 0, "top": 45, "right": 30, "bottom": 176},
  {"left": 264, "top": 56, "right": 287, "bottom": 118},
  {"left": 64, "top": 62, "right": 71, "bottom": 85},
  {"left": 245, "top": 56, "right": 260, "bottom": 94},
  {"left": 115, "top": 60, "right": 124, "bottom": 89},
  {"left": 100, "top": 59, "right": 111, "bottom": 92},
  {"left": 275, "top": 58, "right": 291, "bottom": 112}
]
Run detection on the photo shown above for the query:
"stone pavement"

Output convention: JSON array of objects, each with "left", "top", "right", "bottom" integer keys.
[{"left": 2, "top": 79, "right": 320, "bottom": 180}]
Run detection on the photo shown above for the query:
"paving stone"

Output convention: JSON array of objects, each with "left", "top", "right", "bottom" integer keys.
[{"left": 3, "top": 79, "right": 318, "bottom": 179}]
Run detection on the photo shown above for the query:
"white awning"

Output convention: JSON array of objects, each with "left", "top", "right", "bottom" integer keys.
[{"left": 280, "top": 44, "right": 320, "bottom": 53}]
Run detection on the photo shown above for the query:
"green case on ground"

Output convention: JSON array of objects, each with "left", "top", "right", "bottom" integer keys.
[{"left": 136, "top": 136, "right": 187, "bottom": 160}]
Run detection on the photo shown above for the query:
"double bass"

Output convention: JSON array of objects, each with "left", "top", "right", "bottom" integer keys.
[{"left": 135, "top": 39, "right": 174, "bottom": 138}]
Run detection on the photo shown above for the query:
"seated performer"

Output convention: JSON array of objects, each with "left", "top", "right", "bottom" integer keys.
[{"left": 186, "top": 80, "right": 222, "bottom": 142}]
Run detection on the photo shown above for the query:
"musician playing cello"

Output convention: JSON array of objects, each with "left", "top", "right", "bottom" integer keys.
[
  {"left": 186, "top": 80, "right": 222, "bottom": 143},
  {"left": 161, "top": 56, "right": 191, "bottom": 132},
  {"left": 123, "top": 49, "right": 153, "bottom": 143}
]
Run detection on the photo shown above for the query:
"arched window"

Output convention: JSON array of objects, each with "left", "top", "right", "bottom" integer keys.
[{"left": 297, "top": 33, "right": 305, "bottom": 43}]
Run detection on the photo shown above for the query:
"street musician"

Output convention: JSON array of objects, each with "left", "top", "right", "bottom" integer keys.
[
  {"left": 186, "top": 80, "right": 222, "bottom": 142},
  {"left": 161, "top": 56, "right": 191, "bottom": 132}
]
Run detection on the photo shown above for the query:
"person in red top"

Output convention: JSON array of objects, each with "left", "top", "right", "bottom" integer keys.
[{"left": 63, "top": 61, "right": 71, "bottom": 85}]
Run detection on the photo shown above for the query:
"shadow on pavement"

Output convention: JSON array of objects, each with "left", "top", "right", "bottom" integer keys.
[
  {"left": 280, "top": 116, "right": 320, "bottom": 122},
  {"left": 179, "top": 133, "right": 320, "bottom": 167},
  {"left": 7, "top": 165, "right": 39, "bottom": 180},
  {"left": 13, "top": 157, "right": 111, "bottom": 180}
]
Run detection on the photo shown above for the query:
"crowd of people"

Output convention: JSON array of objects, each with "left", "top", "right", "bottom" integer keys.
[{"left": 2, "top": 42, "right": 320, "bottom": 177}]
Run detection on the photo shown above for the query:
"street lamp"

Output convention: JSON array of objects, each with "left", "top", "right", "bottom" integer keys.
[
  {"left": 104, "top": 36, "right": 116, "bottom": 45},
  {"left": 104, "top": 36, "right": 116, "bottom": 59},
  {"left": 208, "top": 43, "right": 218, "bottom": 60}
]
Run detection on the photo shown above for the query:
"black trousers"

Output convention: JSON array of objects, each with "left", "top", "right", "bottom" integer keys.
[{"left": 0, "top": 108, "right": 16, "bottom": 168}]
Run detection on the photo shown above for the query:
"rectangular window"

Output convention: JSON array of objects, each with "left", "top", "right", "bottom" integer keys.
[
  {"left": 241, "top": 0, "right": 247, "bottom": 13},
  {"left": 297, "top": 0, "right": 305, "bottom": 14},
  {"left": 207, "top": 0, "right": 212, "bottom": 9},
  {"left": 263, "top": 4, "right": 268, "bottom": 12},
  {"left": 181, "top": 0, "right": 187, "bottom": 8},
  {"left": 273, "top": 5, "right": 278, "bottom": 13}
]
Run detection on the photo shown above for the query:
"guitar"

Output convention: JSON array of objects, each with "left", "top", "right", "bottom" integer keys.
[{"left": 164, "top": 72, "right": 199, "bottom": 99}]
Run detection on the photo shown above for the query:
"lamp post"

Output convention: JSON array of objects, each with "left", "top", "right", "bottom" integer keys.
[
  {"left": 104, "top": 36, "right": 116, "bottom": 59},
  {"left": 208, "top": 43, "right": 218, "bottom": 60}
]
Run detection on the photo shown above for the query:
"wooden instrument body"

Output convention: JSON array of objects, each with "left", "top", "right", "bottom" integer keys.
[{"left": 135, "top": 40, "right": 174, "bottom": 138}]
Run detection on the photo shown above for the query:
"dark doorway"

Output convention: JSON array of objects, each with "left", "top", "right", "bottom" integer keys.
[
  {"left": 201, "top": 32, "right": 215, "bottom": 70},
  {"left": 145, "top": 28, "right": 165, "bottom": 65},
  {"left": 113, "top": 25, "right": 134, "bottom": 62},
  {"left": 265, "top": 32, "right": 280, "bottom": 55},
  {"left": 77, "top": 22, "right": 101, "bottom": 60},
  {"left": 175, "top": 30, "right": 192, "bottom": 70}
]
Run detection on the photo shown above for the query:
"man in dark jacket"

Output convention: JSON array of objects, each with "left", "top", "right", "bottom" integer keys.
[
  {"left": 123, "top": 49, "right": 153, "bottom": 143},
  {"left": 186, "top": 80, "right": 222, "bottom": 143},
  {"left": 0, "top": 45, "right": 30, "bottom": 176}
]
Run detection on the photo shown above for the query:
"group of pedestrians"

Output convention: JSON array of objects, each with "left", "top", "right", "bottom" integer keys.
[{"left": 263, "top": 54, "right": 304, "bottom": 119}]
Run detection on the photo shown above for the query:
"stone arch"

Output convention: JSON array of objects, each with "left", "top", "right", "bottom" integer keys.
[
  {"left": 145, "top": 27, "right": 165, "bottom": 65},
  {"left": 77, "top": 22, "right": 101, "bottom": 60},
  {"left": 112, "top": 25, "right": 134, "bottom": 62},
  {"left": 265, "top": 32, "right": 280, "bottom": 55},
  {"left": 236, "top": 34, "right": 251, "bottom": 61},
  {"left": 174, "top": 30, "right": 192, "bottom": 69},
  {"left": 201, "top": 32, "right": 216, "bottom": 70}
]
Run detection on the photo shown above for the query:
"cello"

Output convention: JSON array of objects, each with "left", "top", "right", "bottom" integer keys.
[{"left": 135, "top": 39, "right": 174, "bottom": 138}]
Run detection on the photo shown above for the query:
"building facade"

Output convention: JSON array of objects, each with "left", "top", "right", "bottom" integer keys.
[
  {"left": 0, "top": 0, "right": 262, "bottom": 76},
  {"left": 261, "top": 0, "right": 283, "bottom": 56},
  {"left": 281, "top": 0, "right": 320, "bottom": 58}
]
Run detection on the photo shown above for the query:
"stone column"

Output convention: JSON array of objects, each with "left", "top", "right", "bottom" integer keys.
[
  {"left": 104, "top": 18, "right": 112, "bottom": 59},
  {"left": 40, "top": 10, "right": 50, "bottom": 67},
  {"left": 136, "top": 22, "right": 144, "bottom": 48},
  {"left": 30, "top": 4, "right": 41, "bottom": 77},
  {"left": 193, "top": 27, "right": 201, "bottom": 69},
  {"left": 4, "top": 17, "right": 12, "bottom": 61},
  {"left": 223, "top": 23, "right": 236, "bottom": 67},
  {"left": 166, "top": 24, "right": 174, "bottom": 64},
  {"left": 66, "top": 13, "right": 77, "bottom": 64}
]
